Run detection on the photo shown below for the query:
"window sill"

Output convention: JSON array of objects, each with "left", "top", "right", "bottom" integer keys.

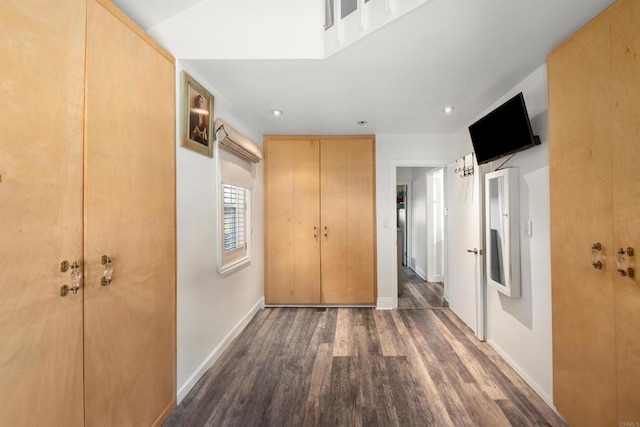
[{"left": 219, "top": 257, "right": 250, "bottom": 276}]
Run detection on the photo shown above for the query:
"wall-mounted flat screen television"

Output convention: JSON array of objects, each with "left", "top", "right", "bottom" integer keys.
[{"left": 468, "top": 92, "right": 540, "bottom": 165}]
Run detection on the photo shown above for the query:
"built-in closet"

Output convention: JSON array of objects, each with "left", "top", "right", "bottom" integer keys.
[
  {"left": 264, "top": 135, "right": 376, "bottom": 305},
  {"left": 0, "top": 0, "right": 176, "bottom": 425},
  {"left": 548, "top": 0, "right": 640, "bottom": 424}
]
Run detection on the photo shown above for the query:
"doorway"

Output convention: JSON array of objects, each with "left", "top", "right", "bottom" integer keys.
[{"left": 395, "top": 166, "right": 446, "bottom": 309}]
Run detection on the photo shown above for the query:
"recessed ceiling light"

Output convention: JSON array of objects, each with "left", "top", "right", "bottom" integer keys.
[
  {"left": 442, "top": 106, "right": 455, "bottom": 114},
  {"left": 356, "top": 120, "right": 368, "bottom": 126},
  {"left": 270, "top": 109, "right": 283, "bottom": 116}
]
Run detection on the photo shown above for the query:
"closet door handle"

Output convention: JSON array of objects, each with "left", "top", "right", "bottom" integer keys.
[
  {"left": 324, "top": 226, "right": 328, "bottom": 237},
  {"left": 591, "top": 242, "right": 603, "bottom": 269},
  {"left": 101, "top": 255, "right": 113, "bottom": 286},
  {"left": 60, "top": 261, "right": 81, "bottom": 297},
  {"left": 313, "top": 226, "right": 318, "bottom": 238}
]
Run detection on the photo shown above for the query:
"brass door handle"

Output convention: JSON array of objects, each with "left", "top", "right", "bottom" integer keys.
[
  {"left": 616, "top": 247, "right": 635, "bottom": 279},
  {"left": 101, "top": 255, "right": 113, "bottom": 286},
  {"left": 60, "top": 261, "right": 81, "bottom": 297},
  {"left": 591, "top": 243, "right": 603, "bottom": 269}
]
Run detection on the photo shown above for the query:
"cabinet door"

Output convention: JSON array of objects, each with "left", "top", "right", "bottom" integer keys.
[
  {"left": 265, "top": 137, "right": 321, "bottom": 304},
  {"left": 611, "top": 0, "right": 640, "bottom": 421},
  {"left": 0, "top": 0, "right": 85, "bottom": 425},
  {"left": 320, "top": 137, "right": 376, "bottom": 304},
  {"left": 548, "top": 11, "right": 616, "bottom": 427},
  {"left": 84, "top": 1, "right": 176, "bottom": 425}
]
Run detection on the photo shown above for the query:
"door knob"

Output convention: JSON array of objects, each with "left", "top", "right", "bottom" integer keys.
[
  {"left": 466, "top": 248, "right": 485, "bottom": 255},
  {"left": 101, "top": 255, "right": 113, "bottom": 286}
]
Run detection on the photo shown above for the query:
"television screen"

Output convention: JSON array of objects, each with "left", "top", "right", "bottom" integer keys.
[{"left": 468, "top": 92, "right": 540, "bottom": 165}]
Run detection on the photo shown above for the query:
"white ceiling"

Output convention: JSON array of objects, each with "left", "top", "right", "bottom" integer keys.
[{"left": 113, "top": 0, "right": 614, "bottom": 135}]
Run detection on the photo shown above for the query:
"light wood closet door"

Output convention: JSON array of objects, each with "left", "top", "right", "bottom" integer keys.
[
  {"left": 548, "top": 11, "right": 616, "bottom": 427},
  {"left": 320, "top": 137, "right": 375, "bottom": 304},
  {"left": 84, "top": 1, "right": 176, "bottom": 425},
  {"left": 265, "top": 137, "right": 320, "bottom": 304},
  {"left": 611, "top": 0, "right": 640, "bottom": 420},
  {"left": 0, "top": 0, "right": 85, "bottom": 425}
]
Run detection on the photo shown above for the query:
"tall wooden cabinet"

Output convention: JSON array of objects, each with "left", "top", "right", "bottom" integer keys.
[
  {"left": 0, "top": 0, "right": 176, "bottom": 425},
  {"left": 1, "top": 0, "right": 86, "bottom": 424},
  {"left": 264, "top": 135, "right": 376, "bottom": 305},
  {"left": 548, "top": 0, "right": 640, "bottom": 424}
]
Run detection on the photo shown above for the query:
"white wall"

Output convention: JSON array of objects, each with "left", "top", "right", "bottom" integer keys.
[
  {"left": 451, "top": 64, "right": 554, "bottom": 406},
  {"left": 396, "top": 168, "right": 412, "bottom": 182},
  {"left": 324, "top": 0, "right": 429, "bottom": 57},
  {"left": 376, "top": 134, "right": 455, "bottom": 309},
  {"left": 175, "top": 62, "right": 265, "bottom": 402},
  {"left": 149, "top": 0, "right": 324, "bottom": 59}
]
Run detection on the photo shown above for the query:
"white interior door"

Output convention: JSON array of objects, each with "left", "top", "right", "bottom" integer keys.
[
  {"left": 445, "top": 155, "right": 485, "bottom": 339},
  {"left": 427, "top": 169, "right": 445, "bottom": 282}
]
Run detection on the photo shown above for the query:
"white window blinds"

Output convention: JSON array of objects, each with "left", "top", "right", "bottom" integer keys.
[{"left": 222, "top": 184, "right": 248, "bottom": 266}]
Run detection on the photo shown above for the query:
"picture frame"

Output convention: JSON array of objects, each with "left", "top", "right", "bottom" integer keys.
[{"left": 181, "top": 72, "right": 214, "bottom": 157}]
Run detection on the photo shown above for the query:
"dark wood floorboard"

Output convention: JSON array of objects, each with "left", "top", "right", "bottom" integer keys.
[
  {"left": 164, "top": 306, "right": 565, "bottom": 427},
  {"left": 398, "top": 267, "right": 446, "bottom": 309}
]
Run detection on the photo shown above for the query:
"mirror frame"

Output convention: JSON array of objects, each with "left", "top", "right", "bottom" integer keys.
[{"left": 484, "top": 168, "right": 520, "bottom": 298}]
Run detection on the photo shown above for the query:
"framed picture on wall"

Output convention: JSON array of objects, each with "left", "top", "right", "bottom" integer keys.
[{"left": 181, "top": 72, "right": 214, "bottom": 157}]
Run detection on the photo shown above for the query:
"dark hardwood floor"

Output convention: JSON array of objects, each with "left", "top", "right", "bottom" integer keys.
[
  {"left": 398, "top": 267, "right": 446, "bottom": 309},
  {"left": 165, "top": 277, "right": 565, "bottom": 427}
]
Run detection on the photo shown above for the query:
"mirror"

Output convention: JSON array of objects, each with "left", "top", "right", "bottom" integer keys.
[{"left": 485, "top": 168, "right": 520, "bottom": 297}]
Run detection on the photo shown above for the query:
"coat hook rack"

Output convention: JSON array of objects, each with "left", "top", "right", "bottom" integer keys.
[{"left": 455, "top": 153, "right": 475, "bottom": 178}]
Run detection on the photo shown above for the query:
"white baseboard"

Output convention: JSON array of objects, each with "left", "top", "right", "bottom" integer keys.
[
  {"left": 413, "top": 266, "right": 427, "bottom": 280},
  {"left": 177, "top": 297, "right": 265, "bottom": 404},
  {"left": 428, "top": 274, "right": 443, "bottom": 282},
  {"left": 486, "top": 339, "right": 556, "bottom": 412},
  {"left": 376, "top": 297, "right": 395, "bottom": 310}
]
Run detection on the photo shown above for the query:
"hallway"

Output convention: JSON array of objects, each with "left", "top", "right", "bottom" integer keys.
[{"left": 398, "top": 267, "right": 446, "bottom": 310}]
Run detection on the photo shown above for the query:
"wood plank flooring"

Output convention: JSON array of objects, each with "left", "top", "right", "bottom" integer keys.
[
  {"left": 398, "top": 267, "right": 446, "bottom": 309},
  {"left": 164, "top": 305, "right": 564, "bottom": 426}
]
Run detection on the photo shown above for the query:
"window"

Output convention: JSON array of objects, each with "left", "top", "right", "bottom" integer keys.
[
  {"left": 222, "top": 184, "right": 248, "bottom": 265},
  {"left": 341, "top": 0, "right": 357, "bottom": 19},
  {"left": 325, "top": 0, "right": 334, "bottom": 29},
  {"left": 214, "top": 119, "right": 262, "bottom": 275}
]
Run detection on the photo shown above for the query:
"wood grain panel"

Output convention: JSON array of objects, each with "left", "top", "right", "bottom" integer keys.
[
  {"left": 84, "top": 1, "right": 176, "bottom": 425},
  {"left": 293, "top": 139, "right": 321, "bottom": 303},
  {"left": 320, "top": 138, "right": 349, "bottom": 303},
  {"left": 548, "top": 10, "right": 616, "bottom": 426},
  {"left": 94, "top": 0, "right": 174, "bottom": 64},
  {"left": 264, "top": 138, "right": 296, "bottom": 303},
  {"left": 611, "top": 0, "right": 640, "bottom": 421},
  {"left": 320, "top": 136, "right": 376, "bottom": 304},
  {"left": 0, "top": 0, "right": 85, "bottom": 425},
  {"left": 345, "top": 138, "right": 376, "bottom": 304},
  {"left": 264, "top": 136, "right": 321, "bottom": 304}
]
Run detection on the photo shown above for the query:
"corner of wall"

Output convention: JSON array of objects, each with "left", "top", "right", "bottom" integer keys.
[{"left": 177, "top": 297, "right": 265, "bottom": 403}]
